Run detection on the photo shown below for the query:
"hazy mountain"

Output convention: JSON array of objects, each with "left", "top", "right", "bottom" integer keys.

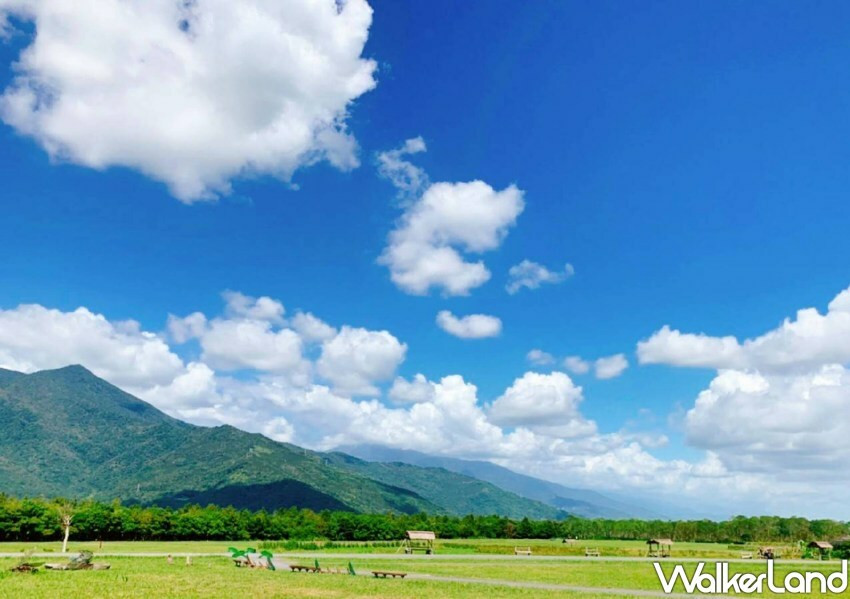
[
  {"left": 340, "top": 444, "right": 663, "bottom": 519},
  {"left": 0, "top": 365, "right": 571, "bottom": 519},
  {"left": 323, "top": 452, "right": 567, "bottom": 520}
]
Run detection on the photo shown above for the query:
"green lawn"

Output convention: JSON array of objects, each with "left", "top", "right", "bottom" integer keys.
[
  {"left": 2, "top": 549, "right": 849, "bottom": 598},
  {"left": 308, "top": 557, "right": 850, "bottom": 597},
  {"left": 0, "top": 557, "right": 614, "bottom": 599},
  {"left": 0, "top": 537, "right": 802, "bottom": 558}
]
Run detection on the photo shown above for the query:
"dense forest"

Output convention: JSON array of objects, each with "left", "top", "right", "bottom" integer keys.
[{"left": 1, "top": 495, "right": 848, "bottom": 544}]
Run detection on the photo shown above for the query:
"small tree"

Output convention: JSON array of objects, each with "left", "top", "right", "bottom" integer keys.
[{"left": 58, "top": 503, "right": 74, "bottom": 553}]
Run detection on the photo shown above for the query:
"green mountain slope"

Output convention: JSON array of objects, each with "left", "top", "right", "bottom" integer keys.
[
  {"left": 0, "top": 366, "right": 435, "bottom": 514},
  {"left": 341, "top": 444, "right": 659, "bottom": 519},
  {"left": 323, "top": 452, "right": 568, "bottom": 520},
  {"left": 0, "top": 366, "right": 572, "bottom": 519}
]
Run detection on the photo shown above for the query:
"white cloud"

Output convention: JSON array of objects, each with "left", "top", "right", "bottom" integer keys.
[
  {"left": 222, "top": 290, "right": 285, "bottom": 324},
  {"left": 138, "top": 361, "right": 219, "bottom": 409},
  {"left": 262, "top": 417, "right": 296, "bottom": 443},
  {"left": 631, "top": 284, "right": 850, "bottom": 514},
  {"left": 12, "top": 288, "right": 850, "bottom": 516},
  {"left": 0, "top": 0, "right": 377, "bottom": 201},
  {"left": 637, "top": 326, "right": 744, "bottom": 369},
  {"left": 506, "top": 260, "right": 574, "bottom": 294},
  {"left": 316, "top": 325, "right": 407, "bottom": 395},
  {"left": 388, "top": 373, "right": 435, "bottom": 404},
  {"left": 376, "top": 136, "right": 428, "bottom": 199},
  {"left": 638, "top": 287, "right": 850, "bottom": 372},
  {"left": 594, "top": 353, "right": 628, "bottom": 379},
  {"left": 436, "top": 310, "right": 502, "bottom": 339},
  {"left": 685, "top": 367, "right": 850, "bottom": 476},
  {"left": 201, "top": 318, "right": 307, "bottom": 375},
  {"left": 489, "top": 372, "right": 595, "bottom": 437},
  {"left": 563, "top": 355, "right": 590, "bottom": 375},
  {"left": 526, "top": 349, "right": 554, "bottom": 366},
  {"left": 0, "top": 303, "right": 184, "bottom": 389},
  {"left": 290, "top": 311, "right": 337, "bottom": 343},
  {"left": 378, "top": 138, "right": 525, "bottom": 296},
  {"left": 166, "top": 312, "right": 207, "bottom": 343}
]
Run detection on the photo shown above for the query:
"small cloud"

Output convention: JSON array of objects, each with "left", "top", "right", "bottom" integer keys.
[
  {"left": 527, "top": 349, "right": 555, "bottom": 366},
  {"left": 594, "top": 353, "right": 628, "bottom": 379},
  {"left": 506, "top": 260, "right": 574, "bottom": 294},
  {"left": 436, "top": 310, "right": 502, "bottom": 339},
  {"left": 376, "top": 136, "right": 429, "bottom": 200},
  {"left": 563, "top": 355, "right": 590, "bottom": 375}
]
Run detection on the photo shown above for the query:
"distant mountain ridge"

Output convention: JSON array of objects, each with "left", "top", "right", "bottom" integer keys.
[
  {"left": 339, "top": 444, "right": 662, "bottom": 520},
  {"left": 0, "top": 365, "right": 567, "bottom": 519}
]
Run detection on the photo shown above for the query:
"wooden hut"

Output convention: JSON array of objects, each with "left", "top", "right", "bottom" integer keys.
[
  {"left": 807, "top": 541, "right": 833, "bottom": 560},
  {"left": 403, "top": 530, "right": 435, "bottom": 554},
  {"left": 647, "top": 538, "right": 673, "bottom": 558}
]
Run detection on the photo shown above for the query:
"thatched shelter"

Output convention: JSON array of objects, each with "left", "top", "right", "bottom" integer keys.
[
  {"left": 403, "top": 530, "right": 435, "bottom": 554},
  {"left": 647, "top": 538, "right": 673, "bottom": 558},
  {"left": 807, "top": 541, "right": 833, "bottom": 560}
]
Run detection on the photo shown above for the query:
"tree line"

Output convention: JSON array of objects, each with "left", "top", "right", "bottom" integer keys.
[{"left": 1, "top": 495, "right": 847, "bottom": 543}]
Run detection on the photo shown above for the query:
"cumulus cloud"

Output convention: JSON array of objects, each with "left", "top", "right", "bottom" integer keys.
[
  {"left": 222, "top": 291, "right": 285, "bottom": 324},
  {"left": 436, "top": 310, "right": 502, "bottom": 339},
  {"left": 201, "top": 319, "right": 307, "bottom": 375},
  {"left": 635, "top": 284, "right": 850, "bottom": 513},
  {"left": 0, "top": 0, "right": 377, "bottom": 201},
  {"left": 506, "top": 260, "right": 574, "bottom": 294},
  {"left": 489, "top": 372, "right": 595, "bottom": 437},
  {"left": 388, "top": 373, "right": 435, "bottom": 404},
  {"left": 166, "top": 311, "right": 207, "bottom": 344},
  {"left": 290, "top": 311, "right": 337, "bottom": 343},
  {"left": 316, "top": 326, "right": 407, "bottom": 395},
  {"left": 594, "top": 353, "right": 628, "bottom": 379},
  {"left": 564, "top": 355, "right": 590, "bottom": 375},
  {"left": 11, "top": 289, "right": 850, "bottom": 515},
  {"left": 526, "top": 349, "right": 554, "bottom": 366},
  {"left": 684, "top": 367, "right": 850, "bottom": 475},
  {"left": 0, "top": 303, "right": 184, "bottom": 390},
  {"left": 378, "top": 137, "right": 525, "bottom": 296},
  {"left": 638, "top": 288, "right": 850, "bottom": 373}
]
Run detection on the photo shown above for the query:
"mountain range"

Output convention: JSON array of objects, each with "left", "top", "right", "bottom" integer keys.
[
  {"left": 338, "top": 444, "right": 662, "bottom": 519},
  {"left": 0, "top": 365, "right": 652, "bottom": 519}
]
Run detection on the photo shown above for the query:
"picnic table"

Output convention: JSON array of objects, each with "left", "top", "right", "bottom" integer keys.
[
  {"left": 290, "top": 564, "right": 321, "bottom": 573},
  {"left": 372, "top": 570, "right": 407, "bottom": 578}
]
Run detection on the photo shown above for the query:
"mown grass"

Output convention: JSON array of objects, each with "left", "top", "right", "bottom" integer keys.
[
  {"left": 305, "top": 556, "right": 849, "bottom": 597},
  {"left": 0, "top": 557, "right": 617, "bottom": 598},
  {"left": 0, "top": 537, "right": 804, "bottom": 558},
  {"left": 3, "top": 551, "right": 848, "bottom": 598}
]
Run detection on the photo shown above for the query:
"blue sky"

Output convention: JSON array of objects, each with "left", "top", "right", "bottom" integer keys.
[{"left": 2, "top": 0, "right": 850, "bottom": 517}]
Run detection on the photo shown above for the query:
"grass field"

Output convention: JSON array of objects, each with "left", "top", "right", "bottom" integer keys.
[
  {"left": 2, "top": 539, "right": 847, "bottom": 598},
  {"left": 0, "top": 537, "right": 801, "bottom": 558}
]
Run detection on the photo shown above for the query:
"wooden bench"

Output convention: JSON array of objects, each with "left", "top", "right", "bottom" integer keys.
[
  {"left": 741, "top": 552, "right": 753, "bottom": 559},
  {"left": 290, "top": 565, "right": 320, "bottom": 573},
  {"left": 585, "top": 547, "right": 601, "bottom": 557},
  {"left": 372, "top": 570, "right": 407, "bottom": 579},
  {"left": 514, "top": 547, "right": 532, "bottom": 556}
]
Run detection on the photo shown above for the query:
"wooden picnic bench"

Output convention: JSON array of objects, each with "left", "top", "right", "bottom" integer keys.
[
  {"left": 514, "top": 547, "right": 532, "bottom": 556},
  {"left": 290, "top": 565, "right": 320, "bottom": 573},
  {"left": 372, "top": 570, "right": 407, "bottom": 579},
  {"left": 585, "top": 547, "right": 601, "bottom": 557},
  {"left": 741, "top": 552, "right": 753, "bottom": 559}
]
